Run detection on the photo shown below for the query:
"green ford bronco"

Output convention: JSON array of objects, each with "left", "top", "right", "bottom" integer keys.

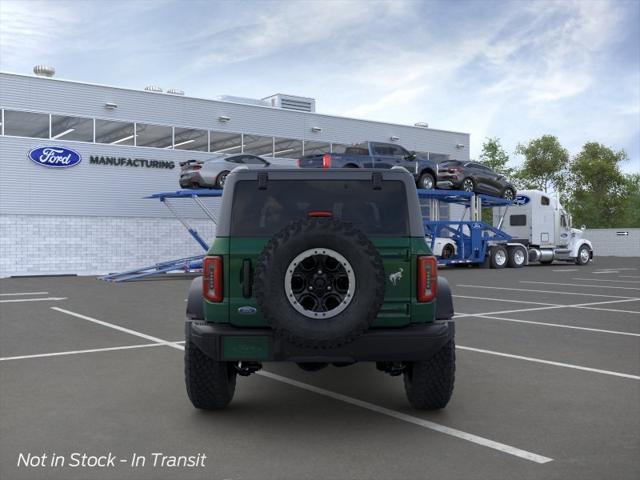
[{"left": 185, "top": 168, "right": 455, "bottom": 410}]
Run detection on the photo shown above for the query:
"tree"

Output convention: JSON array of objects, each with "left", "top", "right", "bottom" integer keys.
[
  {"left": 479, "top": 137, "right": 514, "bottom": 177},
  {"left": 619, "top": 174, "right": 640, "bottom": 227},
  {"left": 566, "top": 142, "right": 629, "bottom": 228},
  {"left": 515, "top": 135, "right": 569, "bottom": 193}
]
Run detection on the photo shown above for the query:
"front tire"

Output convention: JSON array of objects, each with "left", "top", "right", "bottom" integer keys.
[
  {"left": 418, "top": 172, "right": 435, "bottom": 190},
  {"left": 185, "top": 330, "right": 237, "bottom": 410},
  {"left": 576, "top": 245, "right": 591, "bottom": 265},
  {"left": 404, "top": 339, "right": 456, "bottom": 409}
]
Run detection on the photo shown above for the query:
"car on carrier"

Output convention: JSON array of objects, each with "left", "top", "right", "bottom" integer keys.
[
  {"left": 298, "top": 141, "right": 440, "bottom": 190},
  {"left": 184, "top": 167, "right": 456, "bottom": 410},
  {"left": 437, "top": 160, "right": 517, "bottom": 199},
  {"left": 179, "top": 154, "right": 274, "bottom": 189}
]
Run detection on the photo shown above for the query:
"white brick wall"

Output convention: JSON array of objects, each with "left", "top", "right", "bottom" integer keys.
[
  {"left": 585, "top": 228, "right": 640, "bottom": 257},
  {"left": 0, "top": 214, "right": 216, "bottom": 277}
]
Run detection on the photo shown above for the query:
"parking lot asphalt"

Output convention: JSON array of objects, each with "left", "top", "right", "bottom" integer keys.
[{"left": 1, "top": 257, "right": 639, "bottom": 480}]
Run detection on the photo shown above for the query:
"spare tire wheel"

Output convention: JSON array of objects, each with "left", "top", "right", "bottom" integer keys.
[{"left": 254, "top": 218, "right": 385, "bottom": 349}]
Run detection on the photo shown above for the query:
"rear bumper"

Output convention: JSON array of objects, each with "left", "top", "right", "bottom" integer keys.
[{"left": 187, "top": 320, "right": 455, "bottom": 363}]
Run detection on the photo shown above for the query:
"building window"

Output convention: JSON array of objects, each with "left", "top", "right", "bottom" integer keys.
[
  {"left": 3, "top": 110, "right": 49, "bottom": 138},
  {"left": 243, "top": 134, "right": 274, "bottom": 156},
  {"left": 273, "top": 137, "right": 303, "bottom": 159},
  {"left": 429, "top": 153, "right": 450, "bottom": 163},
  {"left": 51, "top": 114, "right": 93, "bottom": 142},
  {"left": 95, "top": 119, "right": 135, "bottom": 145},
  {"left": 135, "top": 123, "right": 173, "bottom": 148},
  {"left": 303, "top": 140, "right": 330, "bottom": 156},
  {"left": 210, "top": 131, "right": 242, "bottom": 154},
  {"left": 173, "top": 127, "right": 208, "bottom": 151},
  {"left": 331, "top": 143, "right": 349, "bottom": 154}
]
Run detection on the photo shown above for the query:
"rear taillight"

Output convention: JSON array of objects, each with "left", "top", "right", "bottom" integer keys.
[
  {"left": 322, "top": 154, "right": 332, "bottom": 169},
  {"left": 192, "top": 165, "right": 202, "bottom": 170},
  {"left": 417, "top": 256, "right": 438, "bottom": 302},
  {"left": 203, "top": 256, "right": 223, "bottom": 302},
  {"left": 448, "top": 167, "right": 461, "bottom": 173}
]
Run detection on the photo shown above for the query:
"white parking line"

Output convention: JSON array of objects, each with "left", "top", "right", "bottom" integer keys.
[
  {"left": 51, "top": 307, "right": 185, "bottom": 350},
  {"left": 572, "top": 278, "right": 640, "bottom": 284},
  {"left": 454, "top": 298, "right": 640, "bottom": 318},
  {"left": 0, "top": 341, "right": 184, "bottom": 361},
  {"left": 0, "top": 291, "right": 49, "bottom": 296},
  {"left": 0, "top": 297, "right": 67, "bottom": 303},
  {"left": 619, "top": 275, "right": 640, "bottom": 279},
  {"left": 593, "top": 270, "right": 620, "bottom": 274},
  {"left": 48, "top": 307, "right": 553, "bottom": 464},
  {"left": 456, "top": 313, "right": 640, "bottom": 337},
  {"left": 456, "top": 284, "right": 637, "bottom": 299},
  {"left": 552, "top": 269, "right": 578, "bottom": 272},
  {"left": 453, "top": 295, "right": 557, "bottom": 306},
  {"left": 520, "top": 281, "right": 640, "bottom": 291},
  {"left": 258, "top": 370, "right": 553, "bottom": 464},
  {"left": 457, "top": 346, "right": 640, "bottom": 380}
]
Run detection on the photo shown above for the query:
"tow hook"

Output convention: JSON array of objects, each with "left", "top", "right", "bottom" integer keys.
[
  {"left": 376, "top": 361, "right": 406, "bottom": 377},
  {"left": 235, "top": 361, "right": 262, "bottom": 376}
]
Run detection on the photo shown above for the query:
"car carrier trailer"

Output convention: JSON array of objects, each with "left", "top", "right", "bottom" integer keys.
[{"left": 418, "top": 189, "right": 593, "bottom": 268}]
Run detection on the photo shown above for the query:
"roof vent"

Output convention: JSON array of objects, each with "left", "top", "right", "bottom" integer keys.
[
  {"left": 33, "top": 65, "right": 55, "bottom": 77},
  {"left": 414, "top": 122, "right": 429, "bottom": 128},
  {"left": 262, "top": 94, "right": 316, "bottom": 113},
  {"left": 167, "top": 88, "right": 185, "bottom": 95},
  {"left": 144, "top": 85, "right": 163, "bottom": 93}
]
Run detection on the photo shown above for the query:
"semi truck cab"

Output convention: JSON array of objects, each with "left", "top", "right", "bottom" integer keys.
[{"left": 495, "top": 190, "right": 593, "bottom": 265}]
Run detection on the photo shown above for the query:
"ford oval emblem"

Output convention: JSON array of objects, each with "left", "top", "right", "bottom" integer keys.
[
  {"left": 514, "top": 195, "right": 530, "bottom": 205},
  {"left": 238, "top": 306, "right": 257, "bottom": 315},
  {"left": 28, "top": 146, "right": 82, "bottom": 168}
]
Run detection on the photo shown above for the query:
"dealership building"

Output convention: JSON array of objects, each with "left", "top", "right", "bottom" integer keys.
[{"left": 0, "top": 69, "right": 470, "bottom": 277}]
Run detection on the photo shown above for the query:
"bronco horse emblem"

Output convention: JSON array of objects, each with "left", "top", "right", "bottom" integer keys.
[{"left": 388, "top": 268, "right": 403, "bottom": 286}]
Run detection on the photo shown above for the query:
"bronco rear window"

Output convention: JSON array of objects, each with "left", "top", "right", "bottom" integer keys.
[{"left": 230, "top": 180, "right": 409, "bottom": 236}]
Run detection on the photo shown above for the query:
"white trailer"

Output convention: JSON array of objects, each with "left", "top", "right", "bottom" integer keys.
[{"left": 493, "top": 190, "right": 593, "bottom": 265}]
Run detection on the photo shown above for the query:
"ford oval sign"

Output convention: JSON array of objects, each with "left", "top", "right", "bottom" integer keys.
[
  {"left": 514, "top": 195, "right": 530, "bottom": 206},
  {"left": 28, "top": 146, "right": 82, "bottom": 168}
]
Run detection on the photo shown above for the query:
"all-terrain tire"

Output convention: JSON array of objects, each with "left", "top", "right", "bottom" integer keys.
[
  {"left": 255, "top": 218, "right": 385, "bottom": 349},
  {"left": 404, "top": 339, "right": 456, "bottom": 409},
  {"left": 184, "top": 328, "right": 237, "bottom": 410}
]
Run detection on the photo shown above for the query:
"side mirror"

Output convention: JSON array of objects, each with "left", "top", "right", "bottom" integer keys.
[
  {"left": 581, "top": 225, "right": 586, "bottom": 231},
  {"left": 406, "top": 151, "right": 417, "bottom": 160}
]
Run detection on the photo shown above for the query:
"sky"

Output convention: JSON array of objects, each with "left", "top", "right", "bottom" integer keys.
[{"left": 1, "top": 0, "right": 639, "bottom": 173}]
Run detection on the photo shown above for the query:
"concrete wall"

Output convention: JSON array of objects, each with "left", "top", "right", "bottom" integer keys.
[{"left": 585, "top": 228, "right": 640, "bottom": 257}]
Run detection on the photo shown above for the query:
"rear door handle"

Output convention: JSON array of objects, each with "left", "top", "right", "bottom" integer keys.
[{"left": 242, "top": 259, "right": 252, "bottom": 298}]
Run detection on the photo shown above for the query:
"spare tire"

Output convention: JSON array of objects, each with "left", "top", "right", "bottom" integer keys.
[{"left": 255, "top": 218, "right": 385, "bottom": 349}]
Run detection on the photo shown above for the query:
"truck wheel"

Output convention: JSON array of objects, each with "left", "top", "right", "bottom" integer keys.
[
  {"left": 184, "top": 329, "right": 237, "bottom": 410},
  {"left": 418, "top": 172, "right": 435, "bottom": 190},
  {"left": 490, "top": 245, "right": 508, "bottom": 269},
  {"left": 507, "top": 246, "right": 526, "bottom": 268},
  {"left": 576, "top": 245, "right": 591, "bottom": 265},
  {"left": 255, "top": 218, "right": 385, "bottom": 349},
  {"left": 404, "top": 339, "right": 455, "bottom": 409}
]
